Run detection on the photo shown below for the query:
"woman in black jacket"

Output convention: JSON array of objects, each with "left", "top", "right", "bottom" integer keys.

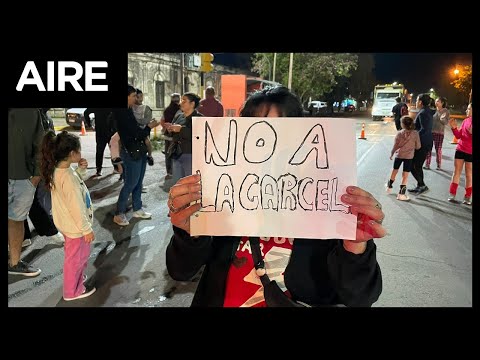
[
  {"left": 166, "top": 86, "right": 386, "bottom": 307},
  {"left": 113, "top": 85, "right": 159, "bottom": 226}
]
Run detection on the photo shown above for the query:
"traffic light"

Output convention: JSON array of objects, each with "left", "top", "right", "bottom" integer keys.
[{"left": 200, "top": 53, "right": 214, "bottom": 72}]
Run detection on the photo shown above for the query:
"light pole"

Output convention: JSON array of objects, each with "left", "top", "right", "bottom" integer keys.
[
  {"left": 287, "top": 53, "right": 293, "bottom": 90},
  {"left": 272, "top": 53, "right": 277, "bottom": 82}
]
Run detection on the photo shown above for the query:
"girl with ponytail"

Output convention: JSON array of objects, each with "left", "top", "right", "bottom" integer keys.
[{"left": 41, "top": 130, "right": 96, "bottom": 301}]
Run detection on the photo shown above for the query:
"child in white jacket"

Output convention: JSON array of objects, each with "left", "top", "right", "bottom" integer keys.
[{"left": 41, "top": 131, "right": 96, "bottom": 301}]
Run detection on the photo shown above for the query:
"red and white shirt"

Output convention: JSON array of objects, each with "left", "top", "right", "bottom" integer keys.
[{"left": 223, "top": 236, "right": 294, "bottom": 307}]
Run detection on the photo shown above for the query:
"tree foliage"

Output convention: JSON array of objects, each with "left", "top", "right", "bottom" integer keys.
[
  {"left": 251, "top": 53, "right": 358, "bottom": 105},
  {"left": 451, "top": 65, "right": 472, "bottom": 100}
]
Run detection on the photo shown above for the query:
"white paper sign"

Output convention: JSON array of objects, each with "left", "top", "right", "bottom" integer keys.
[{"left": 190, "top": 117, "right": 357, "bottom": 240}]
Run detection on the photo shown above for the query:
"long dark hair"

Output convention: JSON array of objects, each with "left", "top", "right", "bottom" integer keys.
[
  {"left": 240, "top": 86, "right": 304, "bottom": 117},
  {"left": 41, "top": 130, "right": 81, "bottom": 190}
]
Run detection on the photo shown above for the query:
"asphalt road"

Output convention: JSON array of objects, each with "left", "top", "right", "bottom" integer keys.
[{"left": 8, "top": 114, "right": 472, "bottom": 307}]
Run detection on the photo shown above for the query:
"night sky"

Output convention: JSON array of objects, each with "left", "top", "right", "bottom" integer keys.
[
  {"left": 213, "top": 52, "right": 472, "bottom": 96},
  {"left": 373, "top": 53, "right": 472, "bottom": 94}
]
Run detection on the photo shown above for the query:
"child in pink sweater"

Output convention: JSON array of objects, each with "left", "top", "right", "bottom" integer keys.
[{"left": 386, "top": 116, "right": 421, "bottom": 201}]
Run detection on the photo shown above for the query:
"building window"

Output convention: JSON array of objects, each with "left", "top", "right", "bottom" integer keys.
[{"left": 155, "top": 81, "right": 165, "bottom": 109}]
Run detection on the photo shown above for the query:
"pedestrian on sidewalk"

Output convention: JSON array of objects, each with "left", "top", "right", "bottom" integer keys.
[
  {"left": 448, "top": 103, "right": 472, "bottom": 205},
  {"left": 41, "top": 131, "right": 96, "bottom": 301},
  {"left": 386, "top": 116, "right": 421, "bottom": 201}
]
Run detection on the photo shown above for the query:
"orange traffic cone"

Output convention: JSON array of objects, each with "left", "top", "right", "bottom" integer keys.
[
  {"left": 358, "top": 123, "right": 367, "bottom": 140},
  {"left": 80, "top": 120, "right": 87, "bottom": 136},
  {"left": 451, "top": 135, "right": 458, "bottom": 144}
]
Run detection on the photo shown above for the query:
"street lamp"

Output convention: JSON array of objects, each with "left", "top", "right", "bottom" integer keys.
[{"left": 453, "top": 68, "right": 460, "bottom": 76}]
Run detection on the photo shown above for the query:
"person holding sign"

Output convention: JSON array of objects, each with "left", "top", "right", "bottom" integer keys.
[{"left": 166, "top": 86, "right": 386, "bottom": 307}]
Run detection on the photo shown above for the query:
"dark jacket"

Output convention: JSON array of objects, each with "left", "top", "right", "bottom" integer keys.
[
  {"left": 8, "top": 108, "right": 45, "bottom": 179},
  {"left": 113, "top": 108, "right": 151, "bottom": 155},
  {"left": 84, "top": 108, "right": 115, "bottom": 139},
  {"left": 414, "top": 108, "right": 433, "bottom": 149},
  {"left": 166, "top": 227, "right": 382, "bottom": 307},
  {"left": 172, "top": 110, "right": 203, "bottom": 155},
  {"left": 392, "top": 102, "right": 407, "bottom": 131}
]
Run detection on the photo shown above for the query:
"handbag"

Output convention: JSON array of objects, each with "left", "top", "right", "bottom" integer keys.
[
  {"left": 249, "top": 238, "right": 308, "bottom": 307},
  {"left": 167, "top": 140, "right": 183, "bottom": 160}
]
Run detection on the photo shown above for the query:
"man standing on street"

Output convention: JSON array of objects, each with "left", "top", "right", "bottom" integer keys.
[
  {"left": 84, "top": 108, "right": 115, "bottom": 176},
  {"left": 198, "top": 86, "right": 224, "bottom": 117},
  {"left": 8, "top": 108, "right": 45, "bottom": 276}
]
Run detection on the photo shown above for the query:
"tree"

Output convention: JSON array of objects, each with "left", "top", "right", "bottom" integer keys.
[
  {"left": 345, "top": 54, "right": 376, "bottom": 106},
  {"left": 251, "top": 53, "right": 358, "bottom": 105},
  {"left": 451, "top": 65, "right": 472, "bottom": 103}
]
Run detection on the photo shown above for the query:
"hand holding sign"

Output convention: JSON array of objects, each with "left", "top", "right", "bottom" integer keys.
[{"left": 168, "top": 174, "right": 202, "bottom": 233}]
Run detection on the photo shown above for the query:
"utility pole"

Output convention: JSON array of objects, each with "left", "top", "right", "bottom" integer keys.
[
  {"left": 272, "top": 53, "right": 277, "bottom": 82},
  {"left": 287, "top": 53, "right": 294, "bottom": 90},
  {"left": 180, "top": 53, "right": 185, "bottom": 94}
]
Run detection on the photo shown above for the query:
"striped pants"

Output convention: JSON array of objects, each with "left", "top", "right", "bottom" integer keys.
[{"left": 425, "top": 132, "right": 444, "bottom": 168}]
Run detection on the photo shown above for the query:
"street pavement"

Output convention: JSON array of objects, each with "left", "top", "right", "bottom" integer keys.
[{"left": 8, "top": 115, "right": 472, "bottom": 307}]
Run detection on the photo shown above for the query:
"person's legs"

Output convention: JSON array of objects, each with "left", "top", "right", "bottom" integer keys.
[
  {"left": 434, "top": 133, "right": 444, "bottom": 168},
  {"left": 179, "top": 153, "right": 193, "bottom": 178},
  {"left": 386, "top": 159, "right": 400, "bottom": 193},
  {"left": 424, "top": 149, "right": 432, "bottom": 169},
  {"left": 131, "top": 155, "right": 147, "bottom": 212},
  {"left": 165, "top": 140, "right": 172, "bottom": 176},
  {"left": 172, "top": 158, "right": 183, "bottom": 184},
  {"left": 448, "top": 156, "right": 464, "bottom": 201},
  {"left": 8, "top": 179, "right": 38, "bottom": 275},
  {"left": 95, "top": 134, "right": 109, "bottom": 175},
  {"left": 116, "top": 149, "right": 143, "bottom": 215},
  {"left": 464, "top": 160, "right": 472, "bottom": 203},
  {"left": 409, "top": 147, "right": 429, "bottom": 192},
  {"left": 63, "top": 234, "right": 88, "bottom": 299}
]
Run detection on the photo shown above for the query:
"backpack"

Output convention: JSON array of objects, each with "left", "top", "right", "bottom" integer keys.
[{"left": 400, "top": 104, "right": 409, "bottom": 117}]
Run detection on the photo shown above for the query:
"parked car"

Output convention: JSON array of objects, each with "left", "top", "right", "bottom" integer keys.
[
  {"left": 307, "top": 101, "right": 328, "bottom": 116},
  {"left": 65, "top": 108, "right": 95, "bottom": 130}
]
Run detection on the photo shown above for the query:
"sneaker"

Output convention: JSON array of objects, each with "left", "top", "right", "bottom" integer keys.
[
  {"left": 448, "top": 194, "right": 457, "bottom": 202},
  {"left": 50, "top": 232, "right": 65, "bottom": 244},
  {"left": 385, "top": 184, "right": 392, "bottom": 194},
  {"left": 423, "top": 166, "right": 430, "bottom": 170},
  {"left": 8, "top": 260, "right": 41, "bottom": 277},
  {"left": 463, "top": 196, "right": 472, "bottom": 205},
  {"left": 147, "top": 156, "right": 154, "bottom": 166},
  {"left": 22, "top": 238, "right": 32, "bottom": 247},
  {"left": 436, "top": 165, "right": 441, "bottom": 170},
  {"left": 416, "top": 185, "right": 429, "bottom": 195},
  {"left": 408, "top": 187, "right": 420, "bottom": 193},
  {"left": 132, "top": 209, "right": 152, "bottom": 219},
  {"left": 113, "top": 214, "right": 130, "bottom": 226},
  {"left": 396, "top": 193, "right": 410, "bottom": 201},
  {"left": 63, "top": 286, "right": 96, "bottom": 301}
]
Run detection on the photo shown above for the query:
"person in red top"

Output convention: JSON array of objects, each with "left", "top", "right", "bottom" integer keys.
[
  {"left": 166, "top": 86, "right": 386, "bottom": 307},
  {"left": 448, "top": 103, "right": 472, "bottom": 205},
  {"left": 197, "top": 86, "right": 224, "bottom": 117}
]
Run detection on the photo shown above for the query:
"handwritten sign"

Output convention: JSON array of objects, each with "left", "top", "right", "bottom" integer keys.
[{"left": 190, "top": 117, "right": 357, "bottom": 240}]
